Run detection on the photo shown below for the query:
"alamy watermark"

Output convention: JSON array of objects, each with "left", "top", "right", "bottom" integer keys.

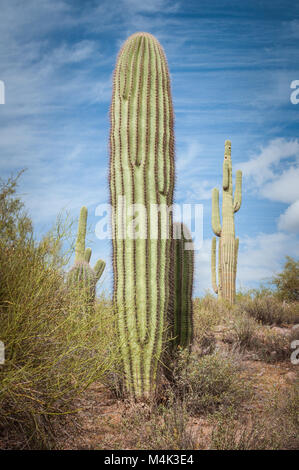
[
  {"left": 290, "top": 324, "right": 299, "bottom": 365},
  {"left": 95, "top": 198, "right": 203, "bottom": 250},
  {"left": 290, "top": 80, "right": 299, "bottom": 104},
  {"left": 0, "top": 80, "right": 4, "bottom": 104}
]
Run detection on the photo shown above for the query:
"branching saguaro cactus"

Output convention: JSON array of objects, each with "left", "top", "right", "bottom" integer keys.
[
  {"left": 211, "top": 140, "right": 242, "bottom": 304},
  {"left": 109, "top": 32, "right": 175, "bottom": 398},
  {"left": 67, "top": 206, "right": 105, "bottom": 310},
  {"left": 171, "top": 222, "right": 194, "bottom": 349}
]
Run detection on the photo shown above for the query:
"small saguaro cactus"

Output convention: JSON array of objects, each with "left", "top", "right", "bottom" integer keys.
[
  {"left": 171, "top": 222, "right": 194, "bottom": 349},
  {"left": 109, "top": 32, "right": 175, "bottom": 399},
  {"left": 211, "top": 140, "right": 242, "bottom": 304},
  {"left": 67, "top": 206, "right": 105, "bottom": 309}
]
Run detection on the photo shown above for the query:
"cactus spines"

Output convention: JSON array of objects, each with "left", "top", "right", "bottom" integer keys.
[
  {"left": 234, "top": 171, "right": 242, "bottom": 212},
  {"left": 84, "top": 247, "right": 92, "bottom": 263},
  {"left": 67, "top": 206, "right": 105, "bottom": 308},
  {"left": 212, "top": 188, "right": 221, "bottom": 237},
  {"left": 94, "top": 259, "right": 106, "bottom": 282},
  {"left": 211, "top": 140, "right": 242, "bottom": 304},
  {"left": 211, "top": 237, "right": 218, "bottom": 295},
  {"left": 234, "top": 237, "right": 239, "bottom": 285},
  {"left": 172, "top": 222, "right": 194, "bottom": 349},
  {"left": 109, "top": 32, "right": 175, "bottom": 398}
]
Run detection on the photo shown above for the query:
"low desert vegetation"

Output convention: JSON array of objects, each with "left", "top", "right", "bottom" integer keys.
[
  {"left": 236, "top": 294, "right": 299, "bottom": 325},
  {"left": 209, "top": 382, "right": 299, "bottom": 450},
  {"left": 0, "top": 174, "right": 119, "bottom": 448},
  {"left": 170, "top": 349, "right": 250, "bottom": 415},
  {"left": 0, "top": 174, "right": 298, "bottom": 450}
]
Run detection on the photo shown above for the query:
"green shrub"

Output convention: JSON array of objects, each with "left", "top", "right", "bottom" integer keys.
[
  {"left": 230, "top": 314, "right": 259, "bottom": 349},
  {"left": 236, "top": 296, "right": 299, "bottom": 325},
  {"left": 272, "top": 256, "right": 299, "bottom": 302},
  {"left": 0, "top": 175, "right": 117, "bottom": 448},
  {"left": 192, "top": 295, "right": 226, "bottom": 353},
  {"left": 0, "top": 234, "right": 117, "bottom": 448},
  {"left": 252, "top": 325, "right": 299, "bottom": 363},
  {"left": 172, "top": 349, "right": 250, "bottom": 415},
  {"left": 228, "top": 314, "right": 298, "bottom": 363}
]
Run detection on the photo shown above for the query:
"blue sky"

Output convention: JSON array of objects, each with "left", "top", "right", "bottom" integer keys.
[{"left": 0, "top": 0, "right": 299, "bottom": 295}]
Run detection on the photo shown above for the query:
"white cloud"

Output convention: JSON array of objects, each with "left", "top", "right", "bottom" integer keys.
[
  {"left": 46, "top": 41, "right": 98, "bottom": 65},
  {"left": 240, "top": 138, "right": 299, "bottom": 185},
  {"left": 261, "top": 166, "right": 299, "bottom": 203},
  {"left": 240, "top": 138, "right": 299, "bottom": 233},
  {"left": 238, "top": 232, "right": 299, "bottom": 285},
  {"left": 195, "top": 231, "right": 299, "bottom": 295},
  {"left": 278, "top": 200, "right": 299, "bottom": 233}
]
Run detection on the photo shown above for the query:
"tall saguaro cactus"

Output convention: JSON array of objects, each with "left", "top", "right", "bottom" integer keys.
[
  {"left": 171, "top": 222, "right": 194, "bottom": 349},
  {"left": 109, "top": 32, "right": 175, "bottom": 398},
  {"left": 211, "top": 140, "right": 242, "bottom": 304},
  {"left": 67, "top": 206, "right": 105, "bottom": 309}
]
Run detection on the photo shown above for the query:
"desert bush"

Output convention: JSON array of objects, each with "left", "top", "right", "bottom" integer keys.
[
  {"left": 228, "top": 317, "right": 298, "bottom": 363},
  {"left": 254, "top": 324, "right": 299, "bottom": 363},
  {"left": 0, "top": 232, "right": 117, "bottom": 448},
  {"left": 236, "top": 295, "right": 299, "bottom": 325},
  {"left": 0, "top": 176, "right": 118, "bottom": 449},
  {"left": 230, "top": 314, "right": 259, "bottom": 349},
  {"left": 210, "top": 412, "right": 275, "bottom": 450},
  {"left": 210, "top": 382, "right": 299, "bottom": 450},
  {"left": 272, "top": 256, "right": 299, "bottom": 302},
  {"left": 251, "top": 328, "right": 291, "bottom": 362},
  {"left": 192, "top": 295, "right": 228, "bottom": 352},
  {"left": 195, "top": 294, "right": 231, "bottom": 319},
  {"left": 228, "top": 308, "right": 297, "bottom": 362},
  {"left": 142, "top": 400, "right": 196, "bottom": 450},
  {"left": 0, "top": 171, "right": 32, "bottom": 245},
  {"left": 171, "top": 349, "right": 250, "bottom": 415},
  {"left": 99, "top": 397, "right": 196, "bottom": 450}
]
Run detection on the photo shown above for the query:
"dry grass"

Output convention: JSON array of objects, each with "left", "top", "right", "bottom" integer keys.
[
  {"left": 170, "top": 348, "right": 250, "bottom": 416},
  {"left": 236, "top": 295, "right": 299, "bottom": 325},
  {"left": 209, "top": 382, "right": 299, "bottom": 450},
  {"left": 226, "top": 308, "right": 299, "bottom": 363},
  {"left": 105, "top": 399, "right": 197, "bottom": 450}
]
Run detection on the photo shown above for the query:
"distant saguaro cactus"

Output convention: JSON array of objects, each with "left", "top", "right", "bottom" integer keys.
[
  {"left": 211, "top": 140, "right": 242, "bottom": 304},
  {"left": 171, "top": 222, "right": 194, "bottom": 349},
  {"left": 109, "top": 32, "right": 175, "bottom": 398},
  {"left": 67, "top": 206, "right": 105, "bottom": 309}
]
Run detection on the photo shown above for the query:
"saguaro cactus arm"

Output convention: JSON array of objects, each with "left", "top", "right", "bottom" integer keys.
[
  {"left": 234, "top": 170, "right": 242, "bottom": 213},
  {"left": 223, "top": 160, "right": 229, "bottom": 190},
  {"left": 94, "top": 259, "right": 106, "bottom": 282},
  {"left": 84, "top": 247, "right": 92, "bottom": 263},
  {"left": 212, "top": 188, "right": 221, "bottom": 237},
  {"left": 75, "top": 206, "right": 87, "bottom": 262},
  {"left": 234, "top": 237, "right": 239, "bottom": 282},
  {"left": 211, "top": 237, "right": 218, "bottom": 294},
  {"left": 218, "top": 239, "right": 222, "bottom": 299}
]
